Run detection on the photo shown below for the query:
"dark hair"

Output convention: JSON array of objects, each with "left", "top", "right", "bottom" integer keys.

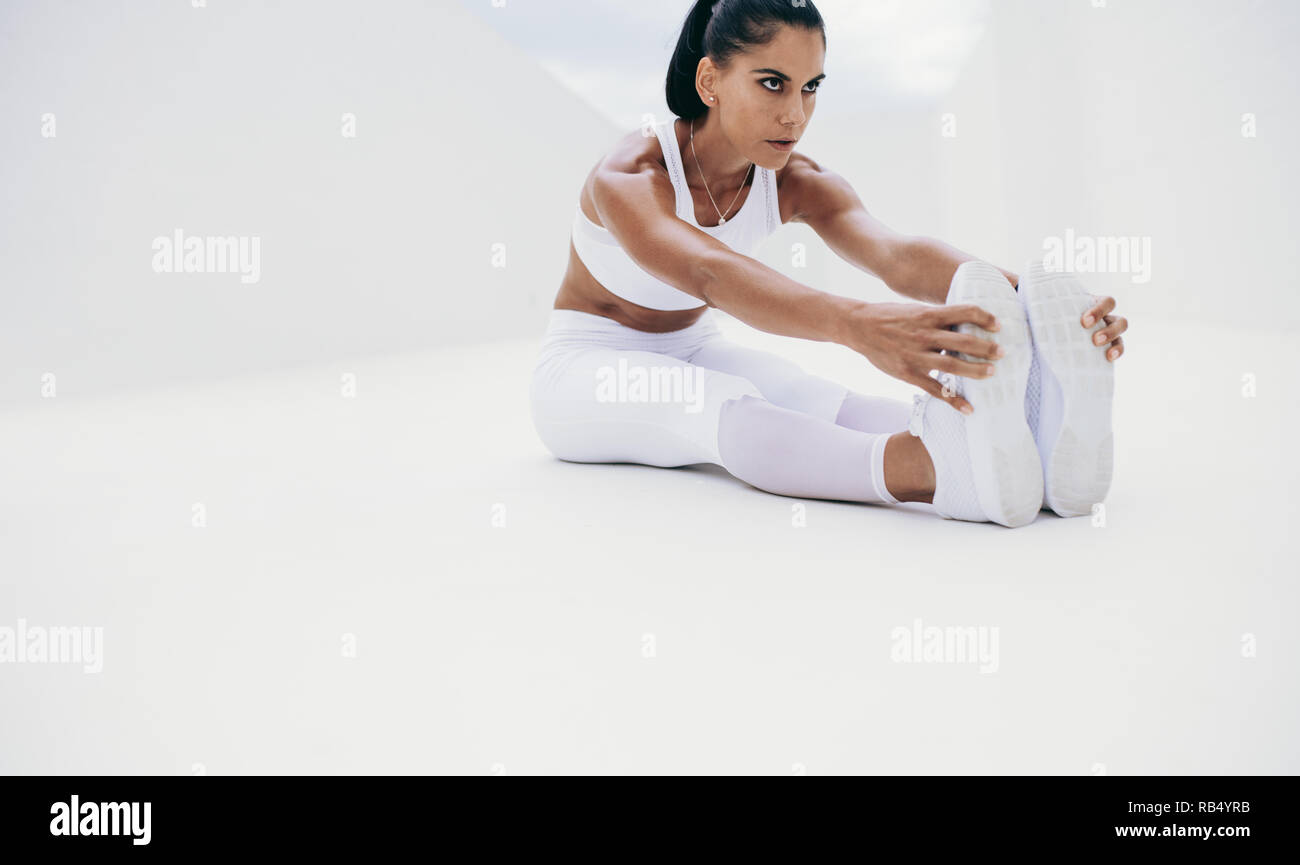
[{"left": 665, "top": 0, "right": 826, "bottom": 120}]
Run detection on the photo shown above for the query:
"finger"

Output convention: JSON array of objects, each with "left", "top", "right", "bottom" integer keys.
[
  {"left": 914, "top": 371, "right": 973, "bottom": 415},
  {"left": 929, "top": 349, "right": 996, "bottom": 381},
  {"left": 1082, "top": 297, "right": 1115, "bottom": 327},
  {"left": 1081, "top": 296, "right": 1116, "bottom": 327},
  {"left": 1105, "top": 336, "right": 1124, "bottom": 362},
  {"left": 932, "top": 330, "right": 1005, "bottom": 361},
  {"left": 1091, "top": 319, "right": 1130, "bottom": 348},
  {"left": 1091, "top": 326, "right": 1116, "bottom": 347},
  {"left": 936, "top": 303, "right": 1000, "bottom": 333}
]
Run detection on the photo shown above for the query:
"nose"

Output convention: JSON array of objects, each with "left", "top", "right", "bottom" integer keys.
[{"left": 779, "top": 94, "right": 806, "bottom": 128}]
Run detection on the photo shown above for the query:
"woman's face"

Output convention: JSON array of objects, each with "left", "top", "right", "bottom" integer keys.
[{"left": 701, "top": 25, "right": 826, "bottom": 170}]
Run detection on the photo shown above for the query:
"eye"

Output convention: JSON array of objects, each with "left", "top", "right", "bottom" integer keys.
[{"left": 761, "top": 77, "right": 822, "bottom": 94}]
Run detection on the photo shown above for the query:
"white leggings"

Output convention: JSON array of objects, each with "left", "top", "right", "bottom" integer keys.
[{"left": 529, "top": 308, "right": 911, "bottom": 505}]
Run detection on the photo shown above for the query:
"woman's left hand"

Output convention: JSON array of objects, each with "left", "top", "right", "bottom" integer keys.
[{"left": 1082, "top": 295, "right": 1127, "bottom": 362}]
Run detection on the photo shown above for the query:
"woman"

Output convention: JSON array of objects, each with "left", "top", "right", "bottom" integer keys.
[{"left": 530, "top": 0, "right": 1128, "bottom": 528}]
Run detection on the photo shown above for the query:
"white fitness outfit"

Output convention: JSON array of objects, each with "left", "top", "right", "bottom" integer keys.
[
  {"left": 530, "top": 119, "right": 1116, "bottom": 523},
  {"left": 529, "top": 117, "right": 911, "bottom": 506}
]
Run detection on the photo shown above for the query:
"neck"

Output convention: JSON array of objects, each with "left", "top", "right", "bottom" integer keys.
[{"left": 682, "top": 112, "right": 753, "bottom": 198}]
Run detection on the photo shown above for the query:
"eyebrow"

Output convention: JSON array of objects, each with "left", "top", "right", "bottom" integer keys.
[{"left": 751, "top": 68, "right": 827, "bottom": 84}]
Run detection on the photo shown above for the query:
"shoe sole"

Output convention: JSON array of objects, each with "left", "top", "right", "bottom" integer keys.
[
  {"left": 1020, "top": 267, "right": 1115, "bottom": 517},
  {"left": 948, "top": 262, "right": 1042, "bottom": 528}
]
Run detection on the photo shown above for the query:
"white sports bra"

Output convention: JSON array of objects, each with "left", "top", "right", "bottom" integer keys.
[{"left": 571, "top": 117, "right": 782, "bottom": 311}]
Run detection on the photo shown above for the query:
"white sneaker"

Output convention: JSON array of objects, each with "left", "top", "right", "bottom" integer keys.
[
  {"left": 1019, "top": 261, "right": 1115, "bottom": 517},
  {"left": 909, "top": 261, "right": 1042, "bottom": 528}
]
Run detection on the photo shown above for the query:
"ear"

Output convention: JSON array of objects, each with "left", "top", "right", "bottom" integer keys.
[{"left": 696, "top": 57, "right": 720, "bottom": 103}]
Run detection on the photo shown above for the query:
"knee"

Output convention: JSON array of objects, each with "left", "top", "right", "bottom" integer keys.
[
  {"left": 716, "top": 394, "right": 784, "bottom": 469},
  {"left": 717, "top": 392, "right": 767, "bottom": 430}
]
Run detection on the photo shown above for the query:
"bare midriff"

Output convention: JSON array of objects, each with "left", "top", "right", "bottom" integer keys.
[{"left": 552, "top": 236, "right": 711, "bottom": 333}]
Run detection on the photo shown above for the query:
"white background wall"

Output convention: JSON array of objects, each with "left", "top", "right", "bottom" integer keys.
[
  {"left": 0, "top": 0, "right": 618, "bottom": 408},
  {"left": 937, "top": 0, "right": 1300, "bottom": 332}
]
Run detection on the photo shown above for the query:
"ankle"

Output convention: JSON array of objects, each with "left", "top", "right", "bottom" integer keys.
[{"left": 884, "top": 432, "right": 936, "bottom": 504}]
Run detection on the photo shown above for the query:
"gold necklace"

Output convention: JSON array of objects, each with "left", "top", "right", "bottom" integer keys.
[{"left": 689, "top": 118, "right": 752, "bottom": 226}]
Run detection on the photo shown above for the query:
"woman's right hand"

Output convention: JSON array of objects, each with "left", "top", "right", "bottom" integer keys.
[{"left": 845, "top": 301, "right": 1006, "bottom": 415}]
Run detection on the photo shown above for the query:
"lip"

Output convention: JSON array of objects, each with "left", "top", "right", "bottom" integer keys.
[{"left": 766, "top": 139, "right": 796, "bottom": 151}]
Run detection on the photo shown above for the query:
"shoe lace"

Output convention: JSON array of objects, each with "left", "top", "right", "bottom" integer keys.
[
  {"left": 908, "top": 393, "right": 928, "bottom": 437},
  {"left": 909, "top": 373, "right": 960, "bottom": 437}
]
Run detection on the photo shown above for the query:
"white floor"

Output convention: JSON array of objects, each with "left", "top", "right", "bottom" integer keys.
[{"left": 1, "top": 315, "right": 1296, "bottom": 775}]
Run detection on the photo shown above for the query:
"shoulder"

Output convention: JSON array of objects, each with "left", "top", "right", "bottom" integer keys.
[
  {"left": 778, "top": 151, "right": 858, "bottom": 225},
  {"left": 579, "top": 125, "right": 674, "bottom": 228},
  {"left": 600, "top": 124, "right": 673, "bottom": 179},
  {"left": 579, "top": 126, "right": 674, "bottom": 226}
]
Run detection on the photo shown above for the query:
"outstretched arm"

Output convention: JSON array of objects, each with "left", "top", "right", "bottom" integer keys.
[
  {"left": 789, "top": 155, "right": 1126, "bottom": 361},
  {"left": 787, "top": 155, "right": 1017, "bottom": 303}
]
